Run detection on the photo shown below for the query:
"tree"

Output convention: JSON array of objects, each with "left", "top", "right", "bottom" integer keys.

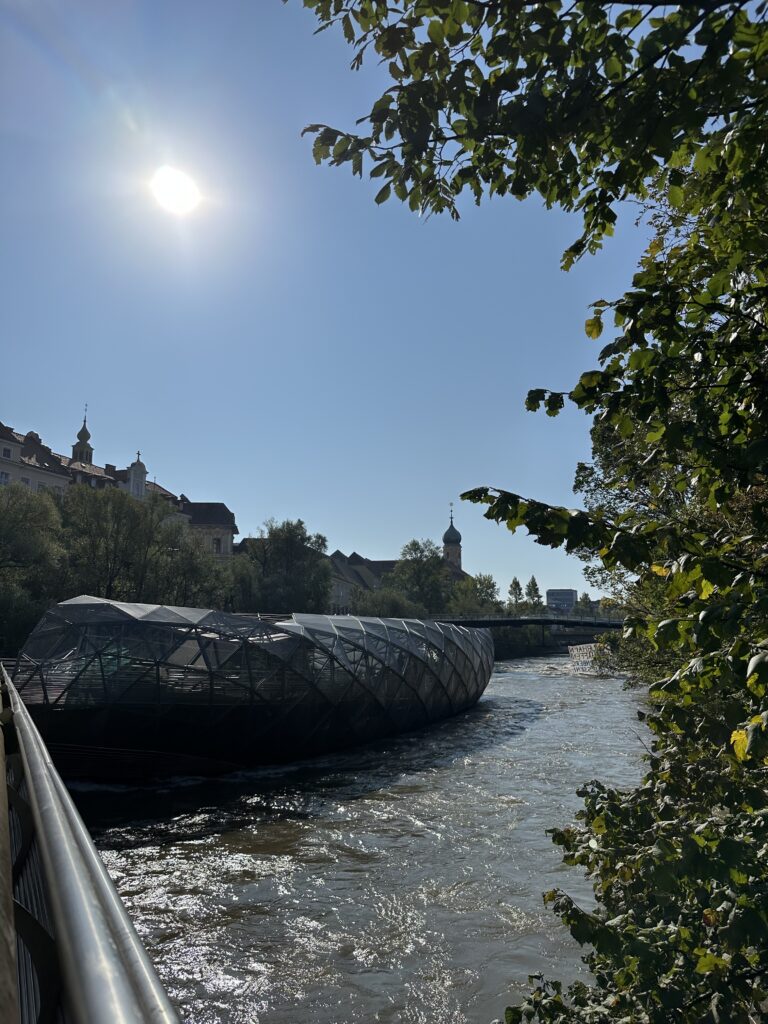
[
  {"left": 573, "top": 402, "right": 699, "bottom": 686},
  {"left": 448, "top": 573, "right": 501, "bottom": 615},
  {"left": 302, "top": 2, "right": 768, "bottom": 1019},
  {"left": 0, "top": 483, "right": 61, "bottom": 573},
  {"left": 60, "top": 486, "right": 144, "bottom": 599},
  {"left": 143, "top": 518, "right": 227, "bottom": 609},
  {"left": 59, "top": 487, "right": 224, "bottom": 608},
  {"left": 507, "top": 576, "right": 524, "bottom": 610},
  {"left": 300, "top": 1, "right": 760, "bottom": 264},
  {"left": 350, "top": 586, "right": 426, "bottom": 619},
  {"left": 233, "top": 519, "right": 331, "bottom": 613},
  {"left": 461, "top": 83, "right": 768, "bottom": 1024},
  {"left": 384, "top": 538, "right": 451, "bottom": 613},
  {"left": 473, "top": 573, "right": 501, "bottom": 608},
  {"left": 0, "top": 485, "right": 62, "bottom": 654},
  {"left": 524, "top": 575, "right": 543, "bottom": 609},
  {"left": 575, "top": 591, "right": 593, "bottom": 611}
]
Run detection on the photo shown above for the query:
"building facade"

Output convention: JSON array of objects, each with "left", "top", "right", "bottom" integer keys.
[
  {"left": 546, "top": 588, "right": 578, "bottom": 611},
  {"left": 0, "top": 416, "right": 238, "bottom": 557}
]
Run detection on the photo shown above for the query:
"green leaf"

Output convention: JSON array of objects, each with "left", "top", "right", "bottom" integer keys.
[
  {"left": 525, "top": 389, "right": 546, "bottom": 412},
  {"left": 604, "top": 56, "right": 623, "bottom": 81},
  {"left": 585, "top": 316, "right": 603, "bottom": 339},
  {"left": 427, "top": 20, "right": 444, "bottom": 46},
  {"left": 731, "top": 729, "right": 749, "bottom": 761},
  {"left": 693, "top": 146, "right": 717, "bottom": 175},
  {"left": 695, "top": 953, "right": 728, "bottom": 974}
]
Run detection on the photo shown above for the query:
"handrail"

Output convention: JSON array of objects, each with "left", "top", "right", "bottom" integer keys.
[
  {"left": 1, "top": 664, "right": 180, "bottom": 1024},
  {"left": 435, "top": 611, "right": 625, "bottom": 626},
  {"left": 0, "top": 697, "right": 20, "bottom": 1024}
]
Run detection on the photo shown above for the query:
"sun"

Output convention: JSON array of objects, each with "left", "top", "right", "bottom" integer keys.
[{"left": 150, "top": 165, "right": 201, "bottom": 216}]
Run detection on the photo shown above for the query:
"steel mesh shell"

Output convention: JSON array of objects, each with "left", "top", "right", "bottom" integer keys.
[{"left": 13, "top": 597, "right": 494, "bottom": 779}]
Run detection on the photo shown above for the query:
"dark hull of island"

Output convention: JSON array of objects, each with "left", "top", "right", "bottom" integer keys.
[{"left": 12, "top": 597, "right": 495, "bottom": 781}]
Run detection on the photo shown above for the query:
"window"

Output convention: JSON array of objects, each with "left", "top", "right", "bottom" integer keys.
[
  {"left": 212, "top": 537, "right": 222, "bottom": 554},
  {"left": 1, "top": 447, "right": 10, "bottom": 459},
  {"left": 21, "top": 477, "right": 30, "bottom": 487},
  {"left": 0, "top": 472, "right": 9, "bottom": 485}
]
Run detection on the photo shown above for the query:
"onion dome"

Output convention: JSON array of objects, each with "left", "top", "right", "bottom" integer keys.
[
  {"left": 442, "top": 511, "right": 462, "bottom": 545},
  {"left": 77, "top": 418, "right": 91, "bottom": 444}
]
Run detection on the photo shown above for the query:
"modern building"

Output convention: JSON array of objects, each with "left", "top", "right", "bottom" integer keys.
[
  {"left": 546, "top": 588, "right": 578, "bottom": 611},
  {"left": 0, "top": 415, "right": 238, "bottom": 557},
  {"left": 14, "top": 596, "right": 495, "bottom": 777}
]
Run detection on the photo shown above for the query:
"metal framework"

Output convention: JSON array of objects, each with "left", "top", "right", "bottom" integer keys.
[{"left": 12, "top": 598, "right": 494, "bottom": 778}]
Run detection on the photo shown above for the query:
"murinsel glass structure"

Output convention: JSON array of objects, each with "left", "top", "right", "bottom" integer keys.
[{"left": 13, "top": 597, "right": 494, "bottom": 779}]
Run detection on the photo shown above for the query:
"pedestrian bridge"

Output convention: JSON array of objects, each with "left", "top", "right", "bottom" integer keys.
[{"left": 435, "top": 611, "right": 624, "bottom": 630}]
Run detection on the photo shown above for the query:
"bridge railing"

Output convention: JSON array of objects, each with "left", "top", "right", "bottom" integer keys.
[
  {"left": 438, "top": 609, "right": 626, "bottom": 625},
  {"left": 1, "top": 663, "right": 180, "bottom": 1024}
]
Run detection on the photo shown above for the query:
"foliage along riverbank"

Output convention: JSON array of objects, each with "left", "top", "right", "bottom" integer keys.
[{"left": 302, "top": 2, "right": 768, "bottom": 1020}]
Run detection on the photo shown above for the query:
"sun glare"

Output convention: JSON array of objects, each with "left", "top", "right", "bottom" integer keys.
[{"left": 150, "top": 165, "right": 201, "bottom": 216}]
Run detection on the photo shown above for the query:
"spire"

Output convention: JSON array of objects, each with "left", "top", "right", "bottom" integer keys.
[
  {"left": 77, "top": 403, "right": 91, "bottom": 444},
  {"left": 442, "top": 502, "right": 462, "bottom": 571},
  {"left": 72, "top": 406, "right": 93, "bottom": 464},
  {"left": 442, "top": 503, "right": 462, "bottom": 545}
]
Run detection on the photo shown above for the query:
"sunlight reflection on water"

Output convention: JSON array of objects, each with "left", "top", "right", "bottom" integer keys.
[{"left": 74, "top": 657, "right": 645, "bottom": 1024}]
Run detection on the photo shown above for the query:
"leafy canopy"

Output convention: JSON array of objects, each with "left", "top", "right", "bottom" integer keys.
[
  {"left": 233, "top": 518, "right": 332, "bottom": 613},
  {"left": 300, "top": 1, "right": 768, "bottom": 1020},
  {"left": 300, "top": 0, "right": 767, "bottom": 263},
  {"left": 448, "top": 571, "right": 501, "bottom": 614},
  {"left": 384, "top": 537, "right": 452, "bottom": 613}
]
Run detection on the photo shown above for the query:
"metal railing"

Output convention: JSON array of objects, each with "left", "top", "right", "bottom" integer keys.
[
  {"left": 435, "top": 609, "right": 625, "bottom": 628},
  {"left": 1, "top": 663, "right": 180, "bottom": 1024}
]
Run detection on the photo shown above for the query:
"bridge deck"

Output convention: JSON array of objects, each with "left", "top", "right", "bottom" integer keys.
[{"left": 435, "top": 614, "right": 624, "bottom": 629}]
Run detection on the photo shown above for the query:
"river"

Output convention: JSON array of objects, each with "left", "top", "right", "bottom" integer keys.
[{"left": 73, "top": 657, "right": 646, "bottom": 1024}]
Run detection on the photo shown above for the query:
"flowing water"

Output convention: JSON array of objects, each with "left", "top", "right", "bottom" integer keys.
[{"left": 73, "top": 657, "right": 646, "bottom": 1024}]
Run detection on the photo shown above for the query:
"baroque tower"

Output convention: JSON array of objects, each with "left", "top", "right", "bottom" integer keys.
[
  {"left": 71, "top": 415, "right": 93, "bottom": 465},
  {"left": 442, "top": 508, "right": 462, "bottom": 571}
]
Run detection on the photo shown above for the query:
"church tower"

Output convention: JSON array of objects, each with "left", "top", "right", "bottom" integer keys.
[
  {"left": 71, "top": 415, "right": 93, "bottom": 465},
  {"left": 442, "top": 508, "right": 462, "bottom": 571},
  {"left": 127, "top": 451, "right": 148, "bottom": 499}
]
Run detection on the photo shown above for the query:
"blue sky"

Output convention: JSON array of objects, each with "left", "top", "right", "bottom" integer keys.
[{"left": 1, "top": 0, "right": 648, "bottom": 596}]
